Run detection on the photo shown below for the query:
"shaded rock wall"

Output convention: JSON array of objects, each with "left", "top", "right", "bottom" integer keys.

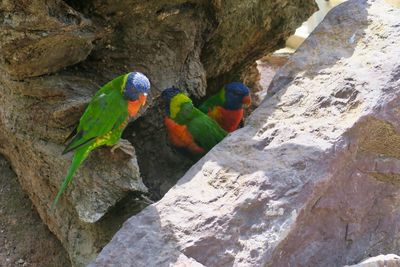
[
  {"left": 0, "top": 0, "right": 316, "bottom": 265},
  {"left": 203, "top": 0, "right": 316, "bottom": 91},
  {"left": 0, "top": 155, "right": 70, "bottom": 267},
  {"left": 91, "top": 0, "right": 400, "bottom": 266}
]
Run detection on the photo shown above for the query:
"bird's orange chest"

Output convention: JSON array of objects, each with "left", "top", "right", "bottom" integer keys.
[
  {"left": 127, "top": 94, "right": 147, "bottom": 117},
  {"left": 164, "top": 117, "right": 204, "bottom": 154},
  {"left": 127, "top": 100, "right": 141, "bottom": 117},
  {"left": 209, "top": 106, "right": 243, "bottom": 132}
]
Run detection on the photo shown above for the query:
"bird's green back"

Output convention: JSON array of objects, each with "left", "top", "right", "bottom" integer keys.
[
  {"left": 198, "top": 88, "right": 225, "bottom": 113},
  {"left": 64, "top": 75, "right": 129, "bottom": 153},
  {"left": 92, "top": 74, "right": 126, "bottom": 98}
]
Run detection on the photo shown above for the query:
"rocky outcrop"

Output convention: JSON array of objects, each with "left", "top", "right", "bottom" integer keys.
[
  {"left": 0, "top": 0, "right": 316, "bottom": 265},
  {"left": 0, "top": 0, "right": 94, "bottom": 79},
  {"left": 346, "top": 254, "right": 400, "bottom": 267},
  {"left": 91, "top": 0, "right": 400, "bottom": 266},
  {"left": 0, "top": 155, "right": 70, "bottom": 267},
  {"left": 202, "top": 0, "right": 316, "bottom": 90}
]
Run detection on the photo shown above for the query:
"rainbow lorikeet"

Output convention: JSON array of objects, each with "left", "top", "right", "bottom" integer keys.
[
  {"left": 162, "top": 87, "right": 227, "bottom": 155},
  {"left": 199, "top": 82, "right": 251, "bottom": 132},
  {"left": 52, "top": 72, "right": 151, "bottom": 207}
]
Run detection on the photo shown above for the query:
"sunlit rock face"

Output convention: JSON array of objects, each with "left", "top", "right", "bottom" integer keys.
[
  {"left": 346, "top": 254, "right": 400, "bottom": 267},
  {"left": 91, "top": 0, "right": 400, "bottom": 266},
  {"left": 0, "top": 0, "right": 316, "bottom": 265}
]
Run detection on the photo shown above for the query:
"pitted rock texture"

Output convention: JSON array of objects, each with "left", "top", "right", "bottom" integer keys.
[
  {"left": 0, "top": 0, "right": 315, "bottom": 265},
  {"left": 91, "top": 0, "right": 400, "bottom": 266},
  {"left": 0, "top": 0, "right": 94, "bottom": 79},
  {"left": 0, "top": 155, "right": 71, "bottom": 267},
  {"left": 346, "top": 254, "right": 400, "bottom": 267},
  {"left": 202, "top": 0, "right": 317, "bottom": 91}
]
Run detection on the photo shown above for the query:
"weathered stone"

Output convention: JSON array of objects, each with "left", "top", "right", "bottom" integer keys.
[
  {"left": 0, "top": 74, "right": 148, "bottom": 265},
  {"left": 241, "top": 53, "right": 290, "bottom": 114},
  {"left": 91, "top": 0, "right": 400, "bottom": 266},
  {"left": 254, "top": 53, "right": 289, "bottom": 105},
  {"left": 0, "top": 155, "right": 70, "bottom": 266},
  {"left": 203, "top": 0, "right": 317, "bottom": 91},
  {"left": 0, "top": 0, "right": 316, "bottom": 265},
  {"left": 346, "top": 254, "right": 400, "bottom": 267},
  {"left": 0, "top": 0, "right": 95, "bottom": 79}
]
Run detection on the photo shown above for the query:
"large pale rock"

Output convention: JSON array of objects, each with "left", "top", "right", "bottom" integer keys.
[
  {"left": 0, "top": 0, "right": 315, "bottom": 266},
  {"left": 91, "top": 0, "right": 400, "bottom": 266},
  {"left": 346, "top": 254, "right": 400, "bottom": 267}
]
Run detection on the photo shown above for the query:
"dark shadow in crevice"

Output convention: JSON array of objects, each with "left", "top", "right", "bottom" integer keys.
[
  {"left": 62, "top": 0, "right": 94, "bottom": 16},
  {"left": 93, "top": 190, "right": 151, "bottom": 250}
]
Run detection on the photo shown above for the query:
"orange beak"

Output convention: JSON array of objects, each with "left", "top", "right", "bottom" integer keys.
[
  {"left": 139, "top": 93, "right": 147, "bottom": 106},
  {"left": 242, "top": 95, "right": 251, "bottom": 107}
]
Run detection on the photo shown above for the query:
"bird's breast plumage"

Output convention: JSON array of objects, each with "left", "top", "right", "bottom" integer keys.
[
  {"left": 128, "top": 92, "right": 147, "bottom": 116},
  {"left": 208, "top": 106, "right": 243, "bottom": 132},
  {"left": 164, "top": 117, "right": 205, "bottom": 154}
]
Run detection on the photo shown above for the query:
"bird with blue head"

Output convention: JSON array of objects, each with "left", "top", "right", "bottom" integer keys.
[
  {"left": 199, "top": 82, "right": 251, "bottom": 132},
  {"left": 52, "top": 72, "right": 150, "bottom": 208},
  {"left": 162, "top": 87, "right": 227, "bottom": 155}
]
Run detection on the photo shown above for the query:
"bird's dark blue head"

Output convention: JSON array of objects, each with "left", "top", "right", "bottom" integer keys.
[
  {"left": 161, "top": 87, "right": 181, "bottom": 102},
  {"left": 123, "top": 72, "right": 151, "bottom": 101},
  {"left": 161, "top": 87, "right": 182, "bottom": 115},
  {"left": 223, "top": 82, "right": 251, "bottom": 110}
]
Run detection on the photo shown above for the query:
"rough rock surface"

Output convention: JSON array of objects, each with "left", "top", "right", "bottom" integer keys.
[
  {"left": 91, "top": 0, "right": 400, "bottom": 266},
  {"left": 0, "top": 155, "right": 70, "bottom": 267},
  {"left": 0, "top": 0, "right": 94, "bottom": 79},
  {"left": 0, "top": 1, "right": 148, "bottom": 265},
  {"left": 346, "top": 254, "right": 400, "bottom": 267},
  {"left": 0, "top": 0, "right": 315, "bottom": 265},
  {"left": 202, "top": 0, "right": 316, "bottom": 91}
]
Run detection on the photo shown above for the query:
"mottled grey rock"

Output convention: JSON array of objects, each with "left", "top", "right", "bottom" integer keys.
[
  {"left": 91, "top": 0, "right": 400, "bottom": 266},
  {"left": 346, "top": 254, "right": 400, "bottom": 267}
]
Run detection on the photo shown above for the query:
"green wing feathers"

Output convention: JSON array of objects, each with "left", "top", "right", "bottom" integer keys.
[
  {"left": 178, "top": 102, "right": 227, "bottom": 151},
  {"left": 199, "top": 88, "right": 224, "bottom": 113},
  {"left": 55, "top": 74, "right": 129, "bottom": 207},
  {"left": 63, "top": 88, "right": 128, "bottom": 154}
]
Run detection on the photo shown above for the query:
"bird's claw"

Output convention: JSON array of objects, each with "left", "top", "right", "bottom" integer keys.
[
  {"left": 110, "top": 139, "right": 135, "bottom": 157},
  {"left": 140, "top": 194, "right": 155, "bottom": 205}
]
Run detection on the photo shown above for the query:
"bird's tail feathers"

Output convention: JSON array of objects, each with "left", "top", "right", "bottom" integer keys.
[{"left": 51, "top": 149, "right": 88, "bottom": 209}]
